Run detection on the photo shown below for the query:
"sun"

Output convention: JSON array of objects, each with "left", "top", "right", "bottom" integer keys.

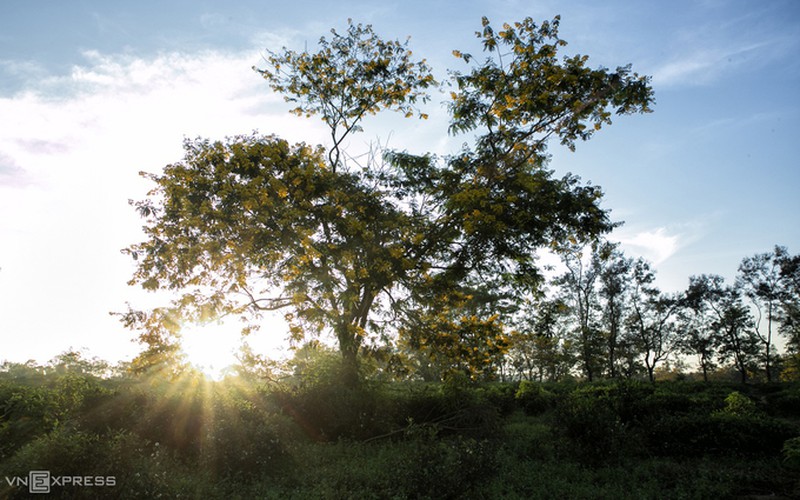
[
  {"left": 179, "top": 322, "right": 244, "bottom": 380},
  {"left": 179, "top": 315, "right": 292, "bottom": 380}
]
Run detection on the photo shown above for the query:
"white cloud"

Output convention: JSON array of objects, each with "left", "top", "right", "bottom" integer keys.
[{"left": 617, "top": 227, "right": 681, "bottom": 265}]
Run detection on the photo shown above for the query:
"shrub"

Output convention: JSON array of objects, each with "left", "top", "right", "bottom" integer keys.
[
  {"left": 766, "top": 385, "right": 800, "bottom": 417},
  {"left": 515, "top": 380, "right": 555, "bottom": 416},
  {"left": 401, "top": 436, "right": 499, "bottom": 498},
  {"left": 716, "top": 391, "right": 760, "bottom": 417},
  {"left": 608, "top": 380, "right": 655, "bottom": 425},
  {"left": 200, "top": 398, "right": 292, "bottom": 479},
  {"left": 477, "top": 382, "right": 518, "bottom": 416},
  {"left": 270, "top": 383, "right": 390, "bottom": 441},
  {"left": 0, "top": 383, "right": 59, "bottom": 459},
  {"left": 783, "top": 436, "right": 800, "bottom": 470},
  {"left": 553, "top": 387, "right": 629, "bottom": 462},
  {"left": 0, "top": 428, "right": 208, "bottom": 499},
  {"left": 645, "top": 413, "right": 798, "bottom": 456}
]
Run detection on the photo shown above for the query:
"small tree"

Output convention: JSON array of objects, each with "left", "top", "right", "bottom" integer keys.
[{"left": 775, "top": 248, "right": 800, "bottom": 379}]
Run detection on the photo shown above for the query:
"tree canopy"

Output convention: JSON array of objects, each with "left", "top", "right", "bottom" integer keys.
[{"left": 122, "top": 17, "right": 654, "bottom": 385}]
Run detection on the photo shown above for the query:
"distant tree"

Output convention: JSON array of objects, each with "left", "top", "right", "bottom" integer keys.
[
  {"left": 0, "top": 360, "right": 46, "bottom": 383},
  {"left": 776, "top": 248, "right": 800, "bottom": 379},
  {"left": 48, "top": 349, "right": 110, "bottom": 377},
  {"left": 736, "top": 246, "right": 785, "bottom": 381},
  {"left": 122, "top": 17, "right": 653, "bottom": 386},
  {"left": 679, "top": 275, "right": 722, "bottom": 382},
  {"left": 113, "top": 306, "right": 188, "bottom": 377},
  {"left": 713, "top": 291, "right": 759, "bottom": 383},
  {"left": 624, "top": 259, "right": 680, "bottom": 382},
  {"left": 509, "top": 294, "right": 575, "bottom": 381},
  {"left": 595, "top": 241, "right": 633, "bottom": 378},
  {"left": 683, "top": 274, "right": 758, "bottom": 383},
  {"left": 554, "top": 241, "right": 605, "bottom": 381}
]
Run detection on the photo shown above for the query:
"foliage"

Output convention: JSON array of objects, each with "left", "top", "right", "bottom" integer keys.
[
  {"left": 645, "top": 412, "right": 797, "bottom": 457},
  {"left": 553, "top": 385, "right": 632, "bottom": 463},
  {"left": 257, "top": 20, "right": 435, "bottom": 170},
  {"left": 399, "top": 291, "right": 513, "bottom": 382},
  {"left": 449, "top": 16, "right": 653, "bottom": 156},
  {"left": 737, "top": 247, "right": 787, "bottom": 381},
  {"left": 553, "top": 241, "right": 606, "bottom": 381},
  {"left": 625, "top": 259, "right": 681, "bottom": 382}
]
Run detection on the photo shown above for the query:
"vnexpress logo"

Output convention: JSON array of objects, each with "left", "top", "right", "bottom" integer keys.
[{"left": 4, "top": 470, "right": 116, "bottom": 494}]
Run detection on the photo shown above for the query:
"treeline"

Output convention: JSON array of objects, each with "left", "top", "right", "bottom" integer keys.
[{"left": 389, "top": 242, "right": 800, "bottom": 385}]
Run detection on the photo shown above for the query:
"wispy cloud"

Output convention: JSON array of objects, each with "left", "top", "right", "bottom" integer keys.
[
  {"left": 0, "top": 152, "right": 30, "bottom": 187},
  {"left": 653, "top": 39, "right": 778, "bottom": 87},
  {"left": 650, "top": 2, "right": 798, "bottom": 88}
]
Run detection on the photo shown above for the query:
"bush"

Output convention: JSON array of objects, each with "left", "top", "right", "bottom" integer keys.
[
  {"left": 553, "top": 387, "right": 630, "bottom": 462},
  {"left": 0, "top": 383, "right": 60, "bottom": 459},
  {"left": 783, "top": 436, "right": 800, "bottom": 468},
  {"left": 716, "top": 391, "right": 760, "bottom": 417},
  {"left": 645, "top": 413, "right": 798, "bottom": 456},
  {"left": 400, "top": 436, "right": 499, "bottom": 498},
  {"left": 201, "top": 397, "right": 292, "bottom": 479},
  {"left": 270, "top": 382, "right": 391, "bottom": 441},
  {"left": 515, "top": 380, "right": 555, "bottom": 416},
  {"left": 766, "top": 385, "right": 800, "bottom": 417},
  {"left": 0, "top": 428, "right": 210, "bottom": 499},
  {"left": 477, "top": 382, "right": 519, "bottom": 416}
]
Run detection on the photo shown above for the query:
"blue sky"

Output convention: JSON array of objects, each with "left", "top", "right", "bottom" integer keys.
[{"left": 1, "top": 0, "right": 798, "bottom": 369}]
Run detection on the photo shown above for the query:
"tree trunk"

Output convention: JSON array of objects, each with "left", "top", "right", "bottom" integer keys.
[
  {"left": 766, "top": 301, "right": 773, "bottom": 382},
  {"left": 336, "top": 322, "right": 360, "bottom": 387},
  {"left": 647, "top": 360, "right": 656, "bottom": 383},
  {"left": 700, "top": 355, "right": 709, "bottom": 382},
  {"left": 340, "top": 344, "right": 360, "bottom": 387}
]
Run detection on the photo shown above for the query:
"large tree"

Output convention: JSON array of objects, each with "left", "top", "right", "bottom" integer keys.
[{"left": 122, "top": 17, "right": 653, "bottom": 385}]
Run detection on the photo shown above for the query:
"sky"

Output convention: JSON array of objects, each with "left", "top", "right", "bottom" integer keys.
[{"left": 1, "top": 0, "right": 799, "bottom": 373}]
